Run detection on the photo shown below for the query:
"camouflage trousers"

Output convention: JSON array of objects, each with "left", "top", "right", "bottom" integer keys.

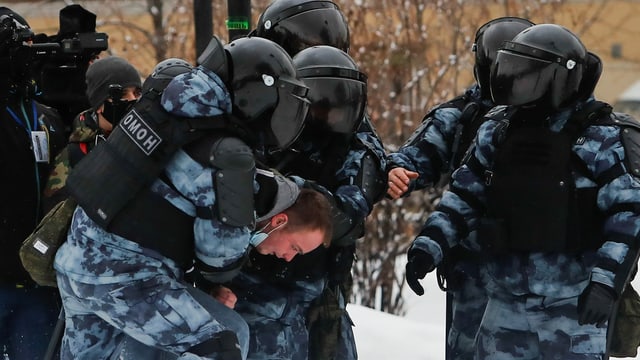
[
  {"left": 56, "top": 273, "right": 249, "bottom": 360},
  {"left": 446, "top": 260, "right": 489, "bottom": 360},
  {"left": 476, "top": 290, "right": 607, "bottom": 359},
  {"left": 307, "top": 286, "right": 357, "bottom": 360},
  {"left": 230, "top": 272, "right": 355, "bottom": 360}
]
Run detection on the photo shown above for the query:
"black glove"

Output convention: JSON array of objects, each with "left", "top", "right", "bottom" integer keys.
[
  {"left": 327, "top": 244, "right": 356, "bottom": 289},
  {"left": 577, "top": 282, "right": 617, "bottom": 327},
  {"left": 405, "top": 249, "right": 435, "bottom": 296}
]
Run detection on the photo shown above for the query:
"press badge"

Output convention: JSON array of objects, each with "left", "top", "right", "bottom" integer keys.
[{"left": 31, "top": 131, "right": 49, "bottom": 163}]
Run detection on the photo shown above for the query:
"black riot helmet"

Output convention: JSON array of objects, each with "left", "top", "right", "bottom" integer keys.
[
  {"left": 225, "top": 36, "right": 311, "bottom": 150},
  {"left": 577, "top": 51, "right": 603, "bottom": 101},
  {"left": 293, "top": 45, "right": 367, "bottom": 138},
  {"left": 254, "top": 0, "right": 349, "bottom": 56},
  {"left": 472, "top": 17, "right": 534, "bottom": 98},
  {"left": 142, "top": 58, "right": 193, "bottom": 93},
  {"left": 490, "top": 24, "right": 588, "bottom": 111}
]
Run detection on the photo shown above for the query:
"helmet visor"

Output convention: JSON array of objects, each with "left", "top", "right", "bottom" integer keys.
[
  {"left": 303, "top": 76, "right": 366, "bottom": 134},
  {"left": 271, "top": 77, "right": 311, "bottom": 149},
  {"left": 490, "top": 50, "right": 554, "bottom": 106}
]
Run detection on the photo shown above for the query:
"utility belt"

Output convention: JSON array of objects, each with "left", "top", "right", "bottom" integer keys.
[
  {"left": 108, "top": 187, "right": 194, "bottom": 269},
  {"left": 436, "top": 246, "right": 484, "bottom": 292}
]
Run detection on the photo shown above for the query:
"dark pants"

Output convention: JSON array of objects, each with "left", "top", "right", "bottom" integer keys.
[{"left": 0, "top": 284, "right": 60, "bottom": 360}]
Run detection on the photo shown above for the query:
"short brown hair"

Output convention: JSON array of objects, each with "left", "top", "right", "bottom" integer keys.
[{"left": 283, "top": 188, "right": 333, "bottom": 247}]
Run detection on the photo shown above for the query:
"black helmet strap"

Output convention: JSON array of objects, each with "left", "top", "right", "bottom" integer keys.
[
  {"left": 502, "top": 41, "right": 581, "bottom": 70},
  {"left": 297, "top": 67, "right": 367, "bottom": 83}
]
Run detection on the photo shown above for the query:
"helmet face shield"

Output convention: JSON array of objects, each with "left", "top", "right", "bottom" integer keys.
[
  {"left": 491, "top": 50, "right": 554, "bottom": 106},
  {"left": 270, "top": 76, "right": 311, "bottom": 149},
  {"left": 490, "top": 24, "right": 587, "bottom": 109},
  {"left": 302, "top": 71, "right": 366, "bottom": 134}
]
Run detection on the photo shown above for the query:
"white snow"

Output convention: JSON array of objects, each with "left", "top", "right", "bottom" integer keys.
[{"left": 351, "top": 272, "right": 640, "bottom": 359}]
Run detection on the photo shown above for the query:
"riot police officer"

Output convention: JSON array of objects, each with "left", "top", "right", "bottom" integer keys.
[
  {"left": 228, "top": 3, "right": 387, "bottom": 359},
  {"left": 387, "top": 17, "right": 534, "bottom": 360},
  {"left": 53, "top": 36, "right": 331, "bottom": 360},
  {"left": 405, "top": 23, "right": 640, "bottom": 359}
]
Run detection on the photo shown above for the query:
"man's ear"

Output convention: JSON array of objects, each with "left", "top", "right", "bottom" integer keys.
[{"left": 271, "top": 213, "right": 288, "bottom": 227}]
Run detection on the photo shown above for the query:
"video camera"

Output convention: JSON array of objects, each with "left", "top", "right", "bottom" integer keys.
[{"left": 0, "top": 5, "right": 108, "bottom": 124}]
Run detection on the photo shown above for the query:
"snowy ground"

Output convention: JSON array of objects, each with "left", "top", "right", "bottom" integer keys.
[{"left": 350, "top": 272, "right": 640, "bottom": 360}]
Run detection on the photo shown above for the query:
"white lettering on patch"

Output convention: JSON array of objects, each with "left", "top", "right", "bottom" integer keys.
[{"left": 120, "top": 109, "right": 162, "bottom": 155}]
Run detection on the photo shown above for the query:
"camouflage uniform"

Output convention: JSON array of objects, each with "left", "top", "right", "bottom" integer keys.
[
  {"left": 42, "top": 110, "right": 102, "bottom": 212},
  {"left": 230, "top": 117, "right": 386, "bottom": 360},
  {"left": 387, "top": 85, "right": 493, "bottom": 360},
  {"left": 54, "top": 67, "right": 252, "bottom": 360},
  {"left": 410, "top": 100, "right": 640, "bottom": 359}
]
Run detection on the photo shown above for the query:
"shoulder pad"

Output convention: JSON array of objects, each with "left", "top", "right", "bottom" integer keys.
[
  {"left": 402, "top": 98, "right": 468, "bottom": 148},
  {"left": 483, "top": 105, "right": 510, "bottom": 120},
  {"left": 600, "top": 112, "right": 640, "bottom": 178},
  {"left": 440, "top": 94, "right": 469, "bottom": 111},
  {"left": 607, "top": 112, "right": 640, "bottom": 130},
  {"left": 210, "top": 136, "right": 256, "bottom": 227},
  {"left": 355, "top": 132, "right": 385, "bottom": 163},
  {"left": 618, "top": 113, "right": 640, "bottom": 178},
  {"left": 421, "top": 94, "right": 468, "bottom": 120},
  {"left": 357, "top": 115, "right": 383, "bottom": 143}
]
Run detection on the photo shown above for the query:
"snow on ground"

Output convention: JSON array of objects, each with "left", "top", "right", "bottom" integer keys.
[{"left": 351, "top": 272, "right": 640, "bottom": 359}]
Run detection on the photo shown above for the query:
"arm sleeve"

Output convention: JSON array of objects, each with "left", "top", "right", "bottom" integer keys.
[
  {"left": 410, "top": 120, "right": 499, "bottom": 263},
  {"left": 387, "top": 107, "right": 463, "bottom": 192},
  {"left": 582, "top": 125, "right": 640, "bottom": 295}
]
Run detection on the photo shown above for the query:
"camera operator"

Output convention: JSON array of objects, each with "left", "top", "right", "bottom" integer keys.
[{"left": 0, "top": 7, "right": 67, "bottom": 360}]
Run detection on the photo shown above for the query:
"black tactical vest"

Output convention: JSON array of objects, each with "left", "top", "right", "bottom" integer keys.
[{"left": 482, "top": 120, "right": 604, "bottom": 253}]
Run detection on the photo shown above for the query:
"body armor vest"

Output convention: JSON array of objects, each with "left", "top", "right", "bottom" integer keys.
[
  {"left": 67, "top": 91, "right": 225, "bottom": 228},
  {"left": 483, "top": 122, "right": 604, "bottom": 253},
  {"left": 66, "top": 91, "right": 231, "bottom": 267}
]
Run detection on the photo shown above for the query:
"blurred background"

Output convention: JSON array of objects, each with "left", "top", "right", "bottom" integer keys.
[{"left": 6, "top": 0, "right": 640, "bottom": 318}]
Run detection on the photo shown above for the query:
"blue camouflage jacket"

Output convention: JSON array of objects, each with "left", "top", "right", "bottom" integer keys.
[
  {"left": 387, "top": 85, "right": 493, "bottom": 193},
  {"left": 273, "top": 114, "right": 387, "bottom": 240},
  {"left": 410, "top": 100, "right": 640, "bottom": 298},
  {"left": 334, "top": 118, "right": 387, "bottom": 222},
  {"left": 55, "top": 66, "right": 254, "bottom": 284}
]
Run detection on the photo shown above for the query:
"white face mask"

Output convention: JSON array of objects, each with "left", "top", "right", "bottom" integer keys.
[{"left": 249, "top": 221, "right": 285, "bottom": 246}]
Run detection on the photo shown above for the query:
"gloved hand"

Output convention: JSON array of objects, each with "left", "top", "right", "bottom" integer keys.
[
  {"left": 577, "top": 282, "right": 617, "bottom": 327},
  {"left": 405, "top": 249, "right": 436, "bottom": 296},
  {"left": 327, "top": 244, "right": 356, "bottom": 292}
]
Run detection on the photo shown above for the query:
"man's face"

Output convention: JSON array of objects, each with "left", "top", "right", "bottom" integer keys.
[
  {"left": 255, "top": 225, "right": 325, "bottom": 262},
  {"left": 98, "top": 85, "right": 142, "bottom": 133}
]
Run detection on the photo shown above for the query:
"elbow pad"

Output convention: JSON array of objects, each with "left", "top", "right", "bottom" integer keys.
[
  {"left": 356, "top": 150, "right": 387, "bottom": 207},
  {"left": 210, "top": 136, "right": 256, "bottom": 227}
]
